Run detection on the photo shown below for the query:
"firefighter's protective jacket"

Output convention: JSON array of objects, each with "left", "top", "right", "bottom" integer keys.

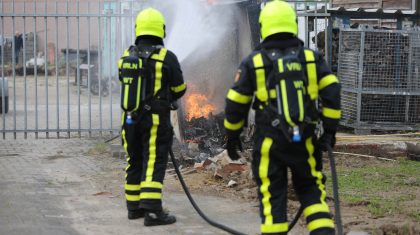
[{"left": 224, "top": 36, "right": 341, "bottom": 136}]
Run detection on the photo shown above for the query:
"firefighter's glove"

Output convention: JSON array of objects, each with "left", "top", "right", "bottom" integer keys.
[
  {"left": 226, "top": 135, "right": 243, "bottom": 161},
  {"left": 319, "top": 130, "right": 336, "bottom": 152}
]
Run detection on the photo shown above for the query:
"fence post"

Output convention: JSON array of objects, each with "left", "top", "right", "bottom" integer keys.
[{"left": 356, "top": 31, "right": 365, "bottom": 129}]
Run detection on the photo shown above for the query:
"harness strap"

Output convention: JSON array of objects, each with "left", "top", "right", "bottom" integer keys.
[
  {"left": 150, "top": 48, "right": 168, "bottom": 96},
  {"left": 303, "top": 49, "right": 318, "bottom": 100},
  {"left": 253, "top": 53, "right": 268, "bottom": 104}
]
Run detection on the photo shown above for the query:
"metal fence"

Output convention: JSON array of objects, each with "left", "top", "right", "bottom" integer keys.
[
  {"left": 339, "top": 27, "right": 420, "bottom": 131},
  {"left": 0, "top": 0, "right": 332, "bottom": 139},
  {"left": 0, "top": 1, "right": 140, "bottom": 139}
]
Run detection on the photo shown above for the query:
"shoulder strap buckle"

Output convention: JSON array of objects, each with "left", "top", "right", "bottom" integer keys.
[{"left": 138, "top": 45, "right": 163, "bottom": 60}]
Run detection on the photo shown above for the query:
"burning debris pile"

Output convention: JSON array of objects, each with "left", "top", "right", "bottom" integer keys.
[
  {"left": 180, "top": 84, "right": 227, "bottom": 155},
  {"left": 171, "top": 84, "right": 255, "bottom": 185},
  {"left": 183, "top": 112, "right": 226, "bottom": 155}
]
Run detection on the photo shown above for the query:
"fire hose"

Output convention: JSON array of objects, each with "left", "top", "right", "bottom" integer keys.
[
  {"left": 327, "top": 145, "right": 344, "bottom": 235},
  {"left": 169, "top": 148, "right": 247, "bottom": 235}
]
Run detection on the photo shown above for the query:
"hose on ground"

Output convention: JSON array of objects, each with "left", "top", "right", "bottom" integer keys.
[
  {"left": 169, "top": 148, "right": 247, "bottom": 235},
  {"left": 327, "top": 145, "right": 344, "bottom": 235}
]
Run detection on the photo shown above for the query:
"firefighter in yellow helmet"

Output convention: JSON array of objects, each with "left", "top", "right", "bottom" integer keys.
[
  {"left": 118, "top": 8, "right": 186, "bottom": 226},
  {"left": 224, "top": 1, "right": 340, "bottom": 234}
]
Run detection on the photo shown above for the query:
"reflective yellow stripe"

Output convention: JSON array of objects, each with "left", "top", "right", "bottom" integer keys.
[
  {"left": 298, "top": 89, "right": 304, "bottom": 122},
  {"left": 319, "top": 74, "right": 338, "bottom": 90},
  {"left": 269, "top": 89, "right": 276, "bottom": 98},
  {"left": 280, "top": 80, "right": 295, "bottom": 126},
  {"left": 125, "top": 184, "right": 141, "bottom": 191},
  {"left": 122, "top": 127, "right": 131, "bottom": 175},
  {"left": 118, "top": 59, "right": 123, "bottom": 69},
  {"left": 135, "top": 79, "right": 141, "bottom": 110},
  {"left": 139, "top": 192, "right": 162, "bottom": 199},
  {"left": 304, "top": 50, "right": 318, "bottom": 100},
  {"left": 259, "top": 137, "right": 273, "bottom": 226},
  {"left": 303, "top": 203, "right": 330, "bottom": 217},
  {"left": 150, "top": 48, "right": 166, "bottom": 60},
  {"left": 146, "top": 114, "right": 159, "bottom": 182},
  {"left": 227, "top": 89, "right": 252, "bottom": 104},
  {"left": 152, "top": 48, "right": 167, "bottom": 95},
  {"left": 118, "top": 50, "right": 129, "bottom": 71},
  {"left": 123, "top": 84, "right": 129, "bottom": 110},
  {"left": 154, "top": 62, "right": 163, "bottom": 95},
  {"left": 140, "top": 181, "right": 163, "bottom": 189},
  {"left": 261, "top": 222, "right": 288, "bottom": 233},
  {"left": 121, "top": 112, "right": 125, "bottom": 125},
  {"left": 305, "top": 137, "right": 328, "bottom": 217},
  {"left": 135, "top": 59, "right": 142, "bottom": 110},
  {"left": 224, "top": 119, "right": 244, "bottom": 131},
  {"left": 123, "top": 49, "right": 130, "bottom": 57},
  {"left": 307, "top": 218, "right": 335, "bottom": 231},
  {"left": 119, "top": 48, "right": 130, "bottom": 69},
  {"left": 170, "top": 83, "right": 186, "bottom": 93},
  {"left": 322, "top": 107, "right": 341, "bottom": 119},
  {"left": 278, "top": 58, "right": 284, "bottom": 73},
  {"left": 253, "top": 53, "right": 268, "bottom": 102},
  {"left": 125, "top": 194, "right": 140, "bottom": 201}
]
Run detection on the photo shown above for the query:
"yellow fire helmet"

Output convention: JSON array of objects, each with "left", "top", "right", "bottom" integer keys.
[
  {"left": 135, "top": 8, "right": 165, "bottom": 39},
  {"left": 259, "top": 0, "right": 298, "bottom": 40}
]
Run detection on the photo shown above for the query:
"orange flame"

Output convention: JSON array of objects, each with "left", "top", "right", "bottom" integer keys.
[{"left": 184, "top": 89, "right": 216, "bottom": 121}]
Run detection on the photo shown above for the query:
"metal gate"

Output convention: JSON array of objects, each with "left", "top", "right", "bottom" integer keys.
[
  {"left": 0, "top": 0, "right": 331, "bottom": 139},
  {"left": 0, "top": 1, "right": 139, "bottom": 139}
]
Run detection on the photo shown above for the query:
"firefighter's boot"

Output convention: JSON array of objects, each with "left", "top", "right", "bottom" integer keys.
[
  {"left": 128, "top": 209, "right": 145, "bottom": 220},
  {"left": 144, "top": 210, "right": 176, "bottom": 226}
]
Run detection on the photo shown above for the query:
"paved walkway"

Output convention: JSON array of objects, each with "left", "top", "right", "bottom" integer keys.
[{"left": 0, "top": 138, "right": 308, "bottom": 235}]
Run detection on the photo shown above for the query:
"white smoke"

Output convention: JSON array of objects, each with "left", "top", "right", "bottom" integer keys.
[
  {"left": 139, "top": 0, "right": 239, "bottom": 63},
  {"left": 134, "top": 0, "right": 249, "bottom": 112}
]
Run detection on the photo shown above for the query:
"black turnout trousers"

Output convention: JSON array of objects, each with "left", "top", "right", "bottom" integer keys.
[
  {"left": 121, "top": 111, "right": 172, "bottom": 212},
  {"left": 251, "top": 128, "right": 335, "bottom": 235}
]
